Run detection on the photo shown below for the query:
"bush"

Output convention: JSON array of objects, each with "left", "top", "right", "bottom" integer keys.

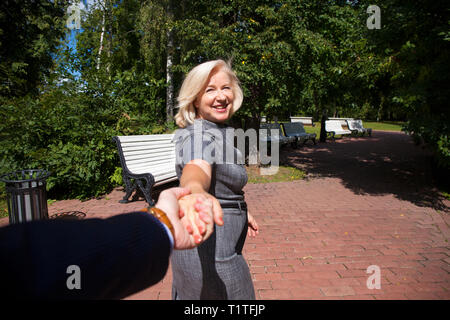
[
  {"left": 0, "top": 72, "right": 167, "bottom": 200},
  {"left": 404, "top": 114, "right": 450, "bottom": 174}
]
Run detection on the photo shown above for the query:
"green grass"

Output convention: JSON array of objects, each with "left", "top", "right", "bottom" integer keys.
[
  {"left": 246, "top": 165, "right": 306, "bottom": 184},
  {"left": 280, "top": 121, "right": 405, "bottom": 135},
  {"left": 363, "top": 121, "right": 405, "bottom": 132}
]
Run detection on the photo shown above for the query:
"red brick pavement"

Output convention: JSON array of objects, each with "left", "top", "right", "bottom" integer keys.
[{"left": 2, "top": 130, "right": 449, "bottom": 300}]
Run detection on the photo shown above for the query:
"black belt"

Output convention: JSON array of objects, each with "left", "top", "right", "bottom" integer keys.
[{"left": 219, "top": 201, "right": 247, "bottom": 211}]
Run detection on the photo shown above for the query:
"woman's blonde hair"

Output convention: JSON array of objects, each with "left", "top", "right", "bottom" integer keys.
[{"left": 174, "top": 59, "right": 243, "bottom": 128}]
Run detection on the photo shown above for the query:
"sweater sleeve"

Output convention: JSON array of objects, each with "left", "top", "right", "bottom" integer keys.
[{"left": 0, "top": 211, "right": 171, "bottom": 300}]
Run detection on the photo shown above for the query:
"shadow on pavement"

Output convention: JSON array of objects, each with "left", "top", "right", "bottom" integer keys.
[{"left": 282, "top": 131, "right": 449, "bottom": 212}]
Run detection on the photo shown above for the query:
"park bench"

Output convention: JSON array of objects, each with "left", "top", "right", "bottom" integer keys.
[
  {"left": 282, "top": 122, "right": 317, "bottom": 146},
  {"left": 325, "top": 120, "right": 353, "bottom": 139},
  {"left": 290, "top": 116, "right": 315, "bottom": 126},
  {"left": 346, "top": 119, "right": 372, "bottom": 136},
  {"left": 260, "top": 123, "right": 297, "bottom": 147},
  {"left": 328, "top": 117, "right": 354, "bottom": 128},
  {"left": 113, "top": 134, "right": 177, "bottom": 206}
]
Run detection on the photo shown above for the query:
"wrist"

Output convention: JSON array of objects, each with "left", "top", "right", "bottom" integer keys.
[
  {"left": 145, "top": 206, "right": 175, "bottom": 243},
  {"left": 182, "top": 182, "right": 207, "bottom": 195}
]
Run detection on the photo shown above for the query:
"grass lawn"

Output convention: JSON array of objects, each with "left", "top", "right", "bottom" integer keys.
[
  {"left": 246, "top": 165, "right": 306, "bottom": 184},
  {"left": 295, "top": 120, "right": 405, "bottom": 136},
  {"left": 363, "top": 121, "right": 405, "bottom": 132}
]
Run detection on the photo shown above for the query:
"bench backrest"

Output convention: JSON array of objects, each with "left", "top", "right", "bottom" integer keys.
[
  {"left": 325, "top": 120, "right": 346, "bottom": 132},
  {"left": 346, "top": 119, "right": 363, "bottom": 131},
  {"left": 260, "top": 123, "right": 284, "bottom": 136},
  {"left": 328, "top": 118, "right": 353, "bottom": 126},
  {"left": 114, "top": 134, "right": 175, "bottom": 174},
  {"left": 290, "top": 116, "right": 313, "bottom": 125},
  {"left": 282, "top": 122, "right": 306, "bottom": 135}
]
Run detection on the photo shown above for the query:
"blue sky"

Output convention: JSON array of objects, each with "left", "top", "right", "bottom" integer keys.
[{"left": 63, "top": 0, "right": 93, "bottom": 79}]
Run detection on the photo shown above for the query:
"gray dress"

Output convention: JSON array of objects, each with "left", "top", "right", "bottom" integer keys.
[{"left": 171, "top": 119, "right": 255, "bottom": 300}]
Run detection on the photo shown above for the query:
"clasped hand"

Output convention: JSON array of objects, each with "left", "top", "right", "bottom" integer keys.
[
  {"left": 154, "top": 188, "right": 223, "bottom": 250},
  {"left": 156, "top": 188, "right": 258, "bottom": 250},
  {"left": 177, "top": 191, "right": 259, "bottom": 246}
]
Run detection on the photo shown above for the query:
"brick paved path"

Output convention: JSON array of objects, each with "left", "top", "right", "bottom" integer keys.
[{"left": 2, "top": 131, "right": 449, "bottom": 299}]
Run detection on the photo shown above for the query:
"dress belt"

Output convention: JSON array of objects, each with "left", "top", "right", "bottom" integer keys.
[{"left": 219, "top": 200, "right": 247, "bottom": 211}]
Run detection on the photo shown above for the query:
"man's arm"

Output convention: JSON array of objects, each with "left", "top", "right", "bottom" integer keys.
[{"left": 0, "top": 211, "right": 171, "bottom": 300}]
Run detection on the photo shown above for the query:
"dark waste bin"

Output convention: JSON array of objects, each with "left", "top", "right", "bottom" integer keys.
[{"left": 0, "top": 169, "right": 51, "bottom": 224}]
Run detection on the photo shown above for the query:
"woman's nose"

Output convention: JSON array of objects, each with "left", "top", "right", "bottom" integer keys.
[{"left": 216, "top": 90, "right": 226, "bottom": 101}]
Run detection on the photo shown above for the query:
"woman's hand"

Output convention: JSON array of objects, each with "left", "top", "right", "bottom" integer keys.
[
  {"left": 155, "top": 188, "right": 215, "bottom": 250},
  {"left": 178, "top": 192, "right": 224, "bottom": 243},
  {"left": 247, "top": 211, "right": 259, "bottom": 238}
]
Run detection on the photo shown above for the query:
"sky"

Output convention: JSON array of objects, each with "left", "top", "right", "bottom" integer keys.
[{"left": 63, "top": 0, "right": 94, "bottom": 79}]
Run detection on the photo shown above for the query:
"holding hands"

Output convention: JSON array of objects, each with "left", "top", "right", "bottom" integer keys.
[
  {"left": 154, "top": 185, "right": 258, "bottom": 250},
  {"left": 154, "top": 187, "right": 223, "bottom": 250}
]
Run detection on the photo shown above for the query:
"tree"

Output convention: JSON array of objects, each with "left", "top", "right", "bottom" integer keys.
[
  {"left": 359, "top": 0, "right": 450, "bottom": 170},
  {"left": 0, "top": 0, "right": 66, "bottom": 97}
]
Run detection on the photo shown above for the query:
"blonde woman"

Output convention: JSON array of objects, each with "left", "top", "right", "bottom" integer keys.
[{"left": 171, "top": 60, "right": 258, "bottom": 300}]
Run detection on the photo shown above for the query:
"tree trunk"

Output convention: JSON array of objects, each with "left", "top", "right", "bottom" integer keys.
[
  {"left": 314, "top": 91, "right": 327, "bottom": 143},
  {"left": 96, "top": 4, "right": 106, "bottom": 70},
  {"left": 166, "top": 29, "right": 174, "bottom": 123},
  {"left": 320, "top": 108, "right": 328, "bottom": 143},
  {"left": 106, "top": 0, "right": 112, "bottom": 74},
  {"left": 165, "top": 0, "right": 174, "bottom": 123}
]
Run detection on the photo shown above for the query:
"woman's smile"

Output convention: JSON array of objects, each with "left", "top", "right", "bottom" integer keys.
[{"left": 211, "top": 104, "right": 229, "bottom": 112}]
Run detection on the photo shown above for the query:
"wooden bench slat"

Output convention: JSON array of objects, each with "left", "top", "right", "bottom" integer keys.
[
  {"left": 117, "top": 134, "right": 174, "bottom": 142},
  {"left": 123, "top": 150, "right": 174, "bottom": 159},
  {"left": 128, "top": 163, "right": 176, "bottom": 174},
  {"left": 121, "top": 143, "right": 175, "bottom": 151},
  {"left": 154, "top": 176, "right": 178, "bottom": 186},
  {"left": 124, "top": 156, "right": 174, "bottom": 165},
  {"left": 121, "top": 141, "right": 175, "bottom": 148}
]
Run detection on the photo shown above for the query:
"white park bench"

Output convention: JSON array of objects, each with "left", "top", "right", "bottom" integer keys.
[
  {"left": 346, "top": 119, "right": 372, "bottom": 136},
  {"left": 325, "top": 120, "right": 353, "bottom": 139},
  {"left": 328, "top": 117, "right": 354, "bottom": 128},
  {"left": 282, "top": 122, "right": 317, "bottom": 146},
  {"left": 113, "top": 134, "right": 177, "bottom": 205},
  {"left": 290, "top": 116, "right": 315, "bottom": 126}
]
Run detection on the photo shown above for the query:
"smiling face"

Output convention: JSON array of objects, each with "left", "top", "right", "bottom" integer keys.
[{"left": 194, "top": 68, "right": 235, "bottom": 123}]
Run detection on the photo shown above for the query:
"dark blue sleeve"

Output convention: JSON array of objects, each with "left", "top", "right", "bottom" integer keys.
[{"left": 0, "top": 211, "right": 171, "bottom": 300}]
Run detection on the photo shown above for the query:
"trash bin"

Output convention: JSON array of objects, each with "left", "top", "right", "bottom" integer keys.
[{"left": 0, "top": 169, "right": 51, "bottom": 224}]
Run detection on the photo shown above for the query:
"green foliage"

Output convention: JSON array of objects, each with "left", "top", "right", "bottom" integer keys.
[
  {"left": 109, "top": 166, "right": 123, "bottom": 187},
  {"left": 0, "top": 1, "right": 67, "bottom": 97}
]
